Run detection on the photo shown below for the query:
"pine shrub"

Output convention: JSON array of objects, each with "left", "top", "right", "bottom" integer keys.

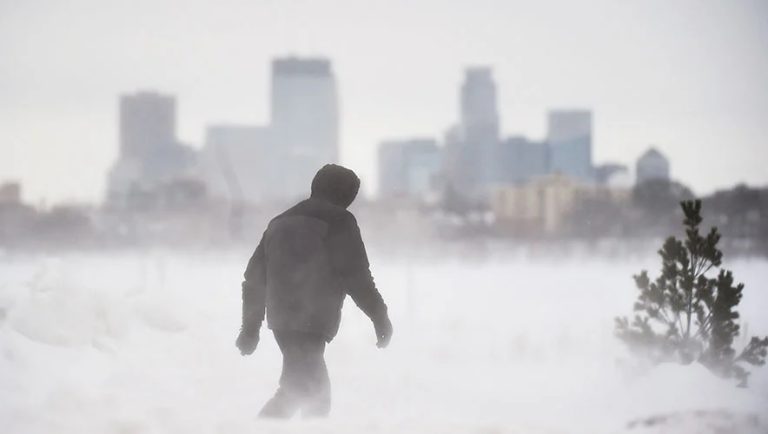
[{"left": 616, "top": 200, "right": 768, "bottom": 386}]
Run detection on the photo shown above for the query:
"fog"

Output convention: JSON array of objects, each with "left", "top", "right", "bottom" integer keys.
[{"left": 1, "top": 250, "right": 767, "bottom": 433}]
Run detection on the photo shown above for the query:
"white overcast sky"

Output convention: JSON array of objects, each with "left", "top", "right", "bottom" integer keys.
[{"left": 1, "top": 0, "right": 767, "bottom": 204}]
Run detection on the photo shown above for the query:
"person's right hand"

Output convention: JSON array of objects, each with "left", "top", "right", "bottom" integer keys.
[
  {"left": 374, "top": 315, "right": 393, "bottom": 348},
  {"left": 236, "top": 328, "right": 259, "bottom": 355}
]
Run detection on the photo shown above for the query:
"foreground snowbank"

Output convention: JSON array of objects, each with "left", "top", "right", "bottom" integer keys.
[{"left": 1, "top": 251, "right": 766, "bottom": 433}]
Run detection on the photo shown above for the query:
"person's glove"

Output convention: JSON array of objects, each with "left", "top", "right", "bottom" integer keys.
[
  {"left": 235, "top": 327, "right": 260, "bottom": 355},
  {"left": 373, "top": 314, "right": 393, "bottom": 348}
]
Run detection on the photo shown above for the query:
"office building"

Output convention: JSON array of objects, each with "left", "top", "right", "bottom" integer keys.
[
  {"left": 108, "top": 91, "right": 197, "bottom": 206},
  {"left": 594, "top": 163, "right": 629, "bottom": 186},
  {"left": 547, "top": 110, "right": 593, "bottom": 182},
  {"left": 460, "top": 67, "right": 500, "bottom": 144},
  {"left": 271, "top": 57, "right": 339, "bottom": 199},
  {"left": 200, "top": 125, "right": 276, "bottom": 204},
  {"left": 636, "top": 147, "right": 670, "bottom": 184},
  {"left": 378, "top": 139, "right": 441, "bottom": 199},
  {"left": 443, "top": 67, "right": 500, "bottom": 202},
  {"left": 497, "top": 136, "right": 549, "bottom": 184},
  {"left": 119, "top": 91, "right": 176, "bottom": 160}
]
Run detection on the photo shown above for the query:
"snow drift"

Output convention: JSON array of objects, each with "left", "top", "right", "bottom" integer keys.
[{"left": 1, "top": 251, "right": 766, "bottom": 433}]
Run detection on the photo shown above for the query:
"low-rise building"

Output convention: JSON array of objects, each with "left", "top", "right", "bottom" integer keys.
[
  {"left": 200, "top": 124, "right": 278, "bottom": 205},
  {"left": 378, "top": 138, "right": 441, "bottom": 201},
  {"left": 492, "top": 173, "right": 630, "bottom": 235},
  {"left": 0, "top": 182, "right": 21, "bottom": 205}
]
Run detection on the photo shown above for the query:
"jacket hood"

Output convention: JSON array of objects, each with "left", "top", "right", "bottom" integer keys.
[{"left": 310, "top": 164, "right": 361, "bottom": 208}]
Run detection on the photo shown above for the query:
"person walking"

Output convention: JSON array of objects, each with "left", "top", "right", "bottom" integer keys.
[{"left": 235, "top": 164, "right": 393, "bottom": 418}]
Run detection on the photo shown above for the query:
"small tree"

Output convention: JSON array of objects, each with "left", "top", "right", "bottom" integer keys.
[{"left": 615, "top": 200, "right": 768, "bottom": 386}]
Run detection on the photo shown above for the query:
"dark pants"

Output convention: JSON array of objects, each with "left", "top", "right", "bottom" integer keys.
[{"left": 259, "top": 330, "right": 331, "bottom": 418}]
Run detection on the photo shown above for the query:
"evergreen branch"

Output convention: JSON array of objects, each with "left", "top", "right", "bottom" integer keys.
[{"left": 695, "top": 313, "right": 713, "bottom": 340}]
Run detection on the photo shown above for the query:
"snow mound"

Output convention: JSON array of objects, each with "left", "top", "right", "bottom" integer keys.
[
  {"left": 3, "top": 257, "right": 187, "bottom": 349},
  {"left": 627, "top": 409, "right": 766, "bottom": 434},
  {"left": 7, "top": 282, "right": 132, "bottom": 347},
  {"left": 623, "top": 362, "right": 756, "bottom": 414}
]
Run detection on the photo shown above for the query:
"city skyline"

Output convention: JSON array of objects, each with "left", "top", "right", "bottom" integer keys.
[
  {"left": 201, "top": 57, "right": 339, "bottom": 205},
  {"left": 1, "top": 0, "right": 767, "bottom": 204}
]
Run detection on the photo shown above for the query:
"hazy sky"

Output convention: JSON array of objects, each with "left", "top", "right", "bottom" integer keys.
[{"left": 1, "top": 0, "right": 767, "bottom": 204}]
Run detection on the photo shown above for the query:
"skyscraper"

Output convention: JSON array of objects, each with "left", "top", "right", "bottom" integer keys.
[
  {"left": 636, "top": 147, "right": 670, "bottom": 184},
  {"left": 444, "top": 67, "right": 500, "bottom": 203},
  {"left": 271, "top": 57, "right": 339, "bottom": 199},
  {"left": 547, "top": 110, "right": 593, "bottom": 182},
  {"left": 119, "top": 91, "right": 176, "bottom": 160},
  {"left": 460, "top": 67, "right": 499, "bottom": 144}
]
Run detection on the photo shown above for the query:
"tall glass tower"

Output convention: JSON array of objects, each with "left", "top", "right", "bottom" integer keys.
[
  {"left": 547, "top": 110, "right": 593, "bottom": 182},
  {"left": 270, "top": 57, "right": 339, "bottom": 199}
]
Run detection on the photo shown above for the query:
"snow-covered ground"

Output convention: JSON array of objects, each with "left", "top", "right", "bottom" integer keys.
[{"left": 1, "top": 250, "right": 767, "bottom": 433}]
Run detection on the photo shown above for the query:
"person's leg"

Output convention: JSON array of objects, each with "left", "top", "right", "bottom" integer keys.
[
  {"left": 258, "top": 331, "right": 303, "bottom": 418},
  {"left": 298, "top": 334, "right": 331, "bottom": 418}
]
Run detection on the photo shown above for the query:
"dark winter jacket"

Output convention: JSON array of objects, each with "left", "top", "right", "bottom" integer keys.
[{"left": 241, "top": 165, "right": 387, "bottom": 342}]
